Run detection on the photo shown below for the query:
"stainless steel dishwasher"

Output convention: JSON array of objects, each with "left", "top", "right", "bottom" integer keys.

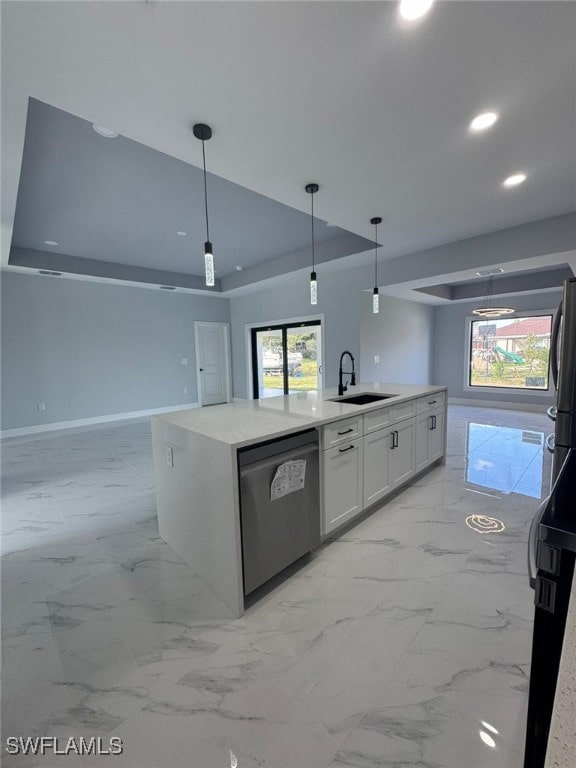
[{"left": 238, "top": 429, "right": 320, "bottom": 595}]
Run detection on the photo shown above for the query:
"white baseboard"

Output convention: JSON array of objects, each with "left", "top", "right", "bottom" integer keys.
[
  {"left": 448, "top": 397, "right": 547, "bottom": 413},
  {"left": 1, "top": 403, "right": 200, "bottom": 439}
]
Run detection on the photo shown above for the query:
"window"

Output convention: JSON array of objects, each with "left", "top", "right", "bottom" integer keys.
[
  {"left": 467, "top": 314, "right": 553, "bottom": 391},
  {"left": 251, "top": 320, "right": 322, "bottom": 399}
]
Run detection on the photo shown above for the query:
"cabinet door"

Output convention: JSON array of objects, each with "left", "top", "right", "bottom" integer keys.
[
  {"left": 323, "top": 439, "right": 363, "bottom": 534},
  {"left": 390, "top": 419, "right": 415, "bottom": 487},
  {"left": 363, "top": 428, "right": 392, "bottom": 508},
  {"left": 415, "top": 412, "right": 433, "bottom": 472},
  {"left": 429, "top": 409, "right": 445, "bottom": 463}
]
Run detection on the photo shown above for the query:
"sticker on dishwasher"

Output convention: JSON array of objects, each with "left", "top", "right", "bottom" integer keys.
[{"left": 271, "top": 460, "right": 307, "bottom": 500}]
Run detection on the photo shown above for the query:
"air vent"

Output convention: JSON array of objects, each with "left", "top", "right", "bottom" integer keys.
[
  {"left": 159, "top": 286, "right": 176, "bottom": 290},
  {"left": 476, "top": 268, "right": 504, "bottom": 277},
  {"left": 38, "top": 270, "right": 62, "bottom": 276}
]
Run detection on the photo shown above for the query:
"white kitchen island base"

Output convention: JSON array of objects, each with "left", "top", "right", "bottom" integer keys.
[{"left": 152, "top": 383, "right": 447, "bottom": 618}]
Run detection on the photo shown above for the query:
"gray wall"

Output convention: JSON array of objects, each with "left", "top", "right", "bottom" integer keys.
[
  {"left": 230, "top": 264, "right": 436, "bottom": 398},
  {"left": 432, "top": 289, "right": 562, "bottom": 407},
  {"left": 1, "top": 271, "right": 230, "bottom": 429},
  {"left": 230, "top": 266, "right": 375, "bottom": 399},
  {"left": 360, "top": 293, "right": 434, "bottom": 385}
]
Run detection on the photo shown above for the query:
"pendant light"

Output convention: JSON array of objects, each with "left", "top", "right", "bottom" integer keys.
[
  {"left": 305, "top": 183, "right": 319, "bottom": 305},
  {"left": 370, "top": 216, "right": 382, "bottom": 313},
  {"left": 193, "top": 123, "right": 215, "bottom": 287},
  {"left": 472, "top": 274, "right": 514, "bottom": 318}
]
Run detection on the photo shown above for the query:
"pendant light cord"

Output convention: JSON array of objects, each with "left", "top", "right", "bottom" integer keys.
[
  {"left": 374, "top": 220, "right": 378, "bottom": 286},
  {"left": 484, "top": 276, "right": 494, "bottom": 310},
  {"left": 202, "top": 139, "right": 210, "bottom": 242},
  {"left": 311, "top": 191, "right": 315, "bottom": 271}
]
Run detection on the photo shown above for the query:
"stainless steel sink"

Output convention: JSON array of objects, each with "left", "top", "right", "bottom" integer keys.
[{"left": 328, "top": 392, "right": 396, "bottom": 405}]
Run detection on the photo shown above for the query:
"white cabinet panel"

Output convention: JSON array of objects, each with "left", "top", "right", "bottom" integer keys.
[
  {"left": 429, "top": 409, "right": 444, "bottom": 463},
  {"left": 323, "top": 439, "right": 363, "bottom": 534},
  {"left": 416, "top": 412, "right": 433, "bottom": 472},
  {"left": 363, "top": 428, "right": 392, "bottom": 507},
  {"left": 389, "top": 419, "right": 415, "bottom": 488},
  {"left": 416, "top": 392, "right": 445, "bottom": 415},
  {"left": 364, "top": 406, "right": 391, "bottom": 435},
  {"left": 390, "top": 399, "right": 416, "bottom": 424},
  {"left": 415, "top": 409, "right": 444, "bottom": 471},
  {"left": 322, "top": 416, "right": 362, "bottom": 449}
]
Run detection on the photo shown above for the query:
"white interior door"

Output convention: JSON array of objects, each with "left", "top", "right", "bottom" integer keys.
[{"left": 195, "top": 322, "right": 231, "bottom": 406}]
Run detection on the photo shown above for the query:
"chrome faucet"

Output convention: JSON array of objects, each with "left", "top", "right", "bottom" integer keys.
[{"left": 338, "top": 351, "right": 356, "bottom": 396}]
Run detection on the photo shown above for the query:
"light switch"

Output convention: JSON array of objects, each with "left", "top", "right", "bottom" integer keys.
[
  {"left": 181, "top": 358, "right": 188, "bottom": 365},
  {"left": 374, "top": 355, "right": 380, "bottom": 364},
  {"left": 166, "top": 446, "right": 174, "bottom": 468}
]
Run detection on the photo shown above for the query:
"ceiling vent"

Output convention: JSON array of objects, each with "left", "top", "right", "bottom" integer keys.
[{"left": 476, "top": 268, "right": 504, "bottom": 277}]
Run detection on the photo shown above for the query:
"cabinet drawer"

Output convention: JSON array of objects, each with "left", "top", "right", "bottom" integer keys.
[
  {"left": 363, "top": 406, "right": 391, "bottom": 434},
  {"left": 389, "top": 399, "right": 416, "bottom": 424},
  {"left": 323, "top": 438, "right": 363, "bottom": 534},
  {"left": 416, "top": 392, "right": 445, "bottom": 414},
  {"left": 322, "top": 416, "right": 362, "bottom": 449}
]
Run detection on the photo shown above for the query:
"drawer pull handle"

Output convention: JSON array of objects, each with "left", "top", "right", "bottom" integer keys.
[
  {"left": 428, "top": 400, "right": 437, "bottom": 405},
  {"left": 339, "top": 444, "right": 355, "bottom": 453},
  {"left": 337, "top": 428, "right": 354, "bottom": 435}
]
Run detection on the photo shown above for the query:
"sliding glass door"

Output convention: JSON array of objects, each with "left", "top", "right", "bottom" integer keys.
[{"left": 251, "top": 321, "right": 322, "bottom": 399}]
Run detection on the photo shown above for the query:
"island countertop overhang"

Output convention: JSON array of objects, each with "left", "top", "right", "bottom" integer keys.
[{"left": 152, "top": 383, "right": 447, "bottom": 450}]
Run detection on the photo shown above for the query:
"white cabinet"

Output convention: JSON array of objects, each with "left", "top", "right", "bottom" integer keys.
[
  {"left": 389, "top": 418, "right": 415, "bottom": 487},
  {"left": 323, "top": 438, "right": 364, "bottom": 534},
  {"left": 429, "top": 408, "right": 445, "bottom": 463},
  {"left": 363, "top": 427, "right": 392, "bottom": 507},
  {"left": 415, "top": 408, "right": 445, "bottom": 472},
  {"left": 321, "top": 391, "right": 445, "bottom": 538}
]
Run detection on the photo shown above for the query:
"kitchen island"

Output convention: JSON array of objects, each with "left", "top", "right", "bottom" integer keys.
[{"left": 152, "top": 383, "right": 447, "bottom": 617}]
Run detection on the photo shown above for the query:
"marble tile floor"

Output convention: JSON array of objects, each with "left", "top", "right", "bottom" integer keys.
[{"left": 1, "top": 406, "right": 553, "bottom": 767}]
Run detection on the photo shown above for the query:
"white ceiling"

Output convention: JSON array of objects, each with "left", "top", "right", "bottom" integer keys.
[{"left": 1, "top": 0, "right": 575, "bottom": 297}]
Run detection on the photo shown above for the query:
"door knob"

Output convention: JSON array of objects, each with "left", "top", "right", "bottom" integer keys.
[{"left": 199, "top": 368, "right": 204, "bottom": 372}]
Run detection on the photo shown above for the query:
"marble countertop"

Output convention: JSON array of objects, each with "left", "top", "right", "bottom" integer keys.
[
  {"left": 153, "top": 383, "right": 446, "bottom": 449},
  {"left": 545, "top": 566, "right": 576, "bottom": 767}
]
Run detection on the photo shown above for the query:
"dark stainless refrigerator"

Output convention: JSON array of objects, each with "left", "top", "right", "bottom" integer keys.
[{"left": 525, "top": 277, "right": 576, "bottom": 767}]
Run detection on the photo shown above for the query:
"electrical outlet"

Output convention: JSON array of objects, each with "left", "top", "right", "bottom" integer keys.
[
  {"left": 374, "top": 355, "right": 380, "bottom": 364},
  {"left": 183, "top": 387, "right": 188, "bottom": 394},
  {"left": 37, "top": 402, "right": 46, "bottom": 411},
  {"left": 181, "top": 358, "right": 188, "bottom": 366},
  {"left": 166, "top": 445, "right": 174, "bottom": 468}
]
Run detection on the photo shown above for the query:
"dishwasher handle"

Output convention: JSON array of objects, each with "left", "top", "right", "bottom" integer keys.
[{"left": 239, "top": 442, "right": 318, "bottom": 476}]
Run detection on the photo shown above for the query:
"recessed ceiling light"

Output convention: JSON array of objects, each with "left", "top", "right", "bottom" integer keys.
[
  {"left": 399, "top": 0, "right": 435, "bottom": 21},
  {"left": 43, "top": 240, "right": 58, "bottom": 246},
  {"left": 236, "top": 266, "right": 243, "bottom": 271},
  {"left": 469, "top": 111, "right": 499, "bottom": 132},
  {"left": 176, "top": 231, "right": 187, "bottom": 236},
  {"left": 503, "top": 173, "right": 527, "bottom": 188},
  {"left": 92, "top": 124, "right": 119, "bottom": 138}
]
